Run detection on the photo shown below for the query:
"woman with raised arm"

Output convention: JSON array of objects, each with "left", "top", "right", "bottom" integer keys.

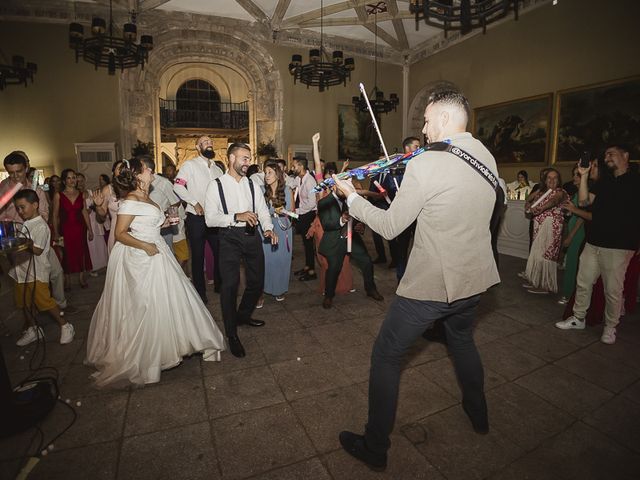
[
  {"left": 93, "top": 160, "right": 124, "bottom": 253},
  {"left": 86, "top": 156, "right": 224, "bottom": 387}
]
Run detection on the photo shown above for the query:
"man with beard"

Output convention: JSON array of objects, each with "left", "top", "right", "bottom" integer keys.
[
  {"left": 173, "top": 136, "right": 224, "bottom": 304},
  {"left": 556, "top": 144, "right": 640, "bottom": 345},
  {"left": 204, "top": 143, "right": 278, "bottom": 358}
]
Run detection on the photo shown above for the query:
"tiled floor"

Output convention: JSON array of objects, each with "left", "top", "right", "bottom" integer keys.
[{"left": 1, "top": 239, "right": 640, "bottom": 480}]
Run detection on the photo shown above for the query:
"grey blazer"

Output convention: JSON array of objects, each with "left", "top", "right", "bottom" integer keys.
[{"left": 349, "top": 132, "right": 501, "bottom": 302}]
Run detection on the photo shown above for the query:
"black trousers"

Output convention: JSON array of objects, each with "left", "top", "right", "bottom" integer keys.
[
  {"left": 185, "top": 213, "right": 221, "bottom": 301},
  {"left": 372, "top": 231, "right": 398, "bottom": 263},
  {"left": 365, "top": 294, "right": 486, "bottom": 454},
  {"left": 325, "top": 238, "right": 376, "bottom": 298},
  {"left": 297, "top": 211, "right": 316, "bottom": 270},
  {"left": 218, "top": 227, "right": 265, "bottom": 338}
]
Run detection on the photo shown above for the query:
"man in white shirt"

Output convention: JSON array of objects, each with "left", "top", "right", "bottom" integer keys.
[
  {"left": 173, "top": 136, "right": 224, "bottom": 304},
  {"left": 205, "top": 143, "right": 277, "bottom": 358},
  {"left": 292, "top": 157, "right": 317, "bottom": 280},
  {"left": 145, "top": 155, "right": 181, "bottom": 251}
]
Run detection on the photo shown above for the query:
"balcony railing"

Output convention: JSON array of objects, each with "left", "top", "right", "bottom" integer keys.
[{"left": 159, "top": 99, "right": 249, "bottom": 130}]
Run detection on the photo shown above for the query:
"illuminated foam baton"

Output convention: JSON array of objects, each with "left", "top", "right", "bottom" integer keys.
[
  {"left": 0, "top": 182, "right": 23, "bottom": 210},
  {"left": 279, "top": 208, "right": 299, "bottom": 219}
]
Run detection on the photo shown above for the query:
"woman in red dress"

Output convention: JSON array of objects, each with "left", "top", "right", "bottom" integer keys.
[{"left": 52, "top": 169, "right": 93, "bottom": 289}]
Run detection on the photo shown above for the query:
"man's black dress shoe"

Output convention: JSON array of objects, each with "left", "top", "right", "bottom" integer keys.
[
  {"left": 238, "top": 318, "right": 265, "bottom": 327},
  {"left": 298, "top": 272, "right": 317, "bottom": 281},
  {"left": 322, "top": 297, "right": 333, "bottom": 309},
  {"left": 293, "top": 268, "right": 308, "bottom": 276},
  {"left": 367, "top": 290, "right": 384, "bottom": 301},
  {"left": 228, "top": 336, "right": 246, "bottom": 358},
  {"left": 339, "top": 431, "right": 387, "bottom": 471},
  {"left": 372, "top": 257, "right": 386, "bottom": 265}
]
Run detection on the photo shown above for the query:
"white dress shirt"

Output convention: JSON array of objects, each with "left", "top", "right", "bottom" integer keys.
[
  {"left": 204, "top": 173, "right": 273, "bottom": 232},
  {"left": 294, "top": 171, "right": 317, "bottom": 215},
  {"left": 173, "top": 156, "right": 223, "bottom": 215},
  {"left": 150, "top": 174, "right": 180, "bottom": 212}
]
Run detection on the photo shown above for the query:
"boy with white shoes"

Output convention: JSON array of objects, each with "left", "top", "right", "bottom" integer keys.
[{"left": 10, "top": 189, "right": 75, "bottom": 346}]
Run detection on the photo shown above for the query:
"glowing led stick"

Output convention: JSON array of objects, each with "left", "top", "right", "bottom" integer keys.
[
  {"left": 373, "top": 180, "right": 391, "bottom": 204},
  {"left": 347, "top": 218, "right": 352, "bottom": 253},
  {"left": 0, "top": 182, "right": 23, "bottom": 210}
]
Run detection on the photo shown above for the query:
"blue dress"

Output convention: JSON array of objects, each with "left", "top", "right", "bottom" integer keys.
[{"left": 260, "top": 186, "right": 294, "bottom": 296}]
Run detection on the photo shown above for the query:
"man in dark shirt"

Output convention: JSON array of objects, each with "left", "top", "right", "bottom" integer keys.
[{"left": 556, "top": 145, "right": 640, "bottom": 344}]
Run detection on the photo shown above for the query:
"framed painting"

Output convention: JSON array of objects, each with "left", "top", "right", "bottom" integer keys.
[
  {"left": 553, "top": 76, "right": 640, "bottom": 163},
  {"left": 473, "top": 93, "right": 552, "bottom": 165},
  {"left": 338, "top": 105, "right": 380, "bottom": 162}
]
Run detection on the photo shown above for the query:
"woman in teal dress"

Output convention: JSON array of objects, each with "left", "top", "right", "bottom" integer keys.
[
  {"left": 260, "top": 161, "right": 294, "bottom": 302},
  {"left": 558, "top": 171, "right": 586, "bottom": 304}
]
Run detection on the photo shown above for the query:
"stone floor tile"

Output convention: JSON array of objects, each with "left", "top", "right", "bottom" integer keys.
[
  {"left": 256, "top": 329, "right": 325, "bottom": 364},
  {"left": 307, "top": 320, "right": 374, "bottom": 351},
  {"left": 554, "top": 348, "right": 639, "bottom": 393},
  {"left": 271, "top": 353, "right": 353, "bottom": 401},
  {"left": 478, "top": 338, "right": 547, "bottom": 381},
  {"left": 494, "top": 303, "right": 552, "bottom": 327},
  {"left": 118, "top": 422, "right": 220, "bottom": 480},
  {"left": 125, "top": 377, "right": 207, "bottom": 436},
  {"left": 475, "top": 310, "right": 530, "bottom": 340},
  {"left": 27, "top": 441, "right": 119, "bottom": 480},
  {"left": 201, "top": 337, "right": 267, "bottom": 376},
  {"left": 289, "top": 305, "right": 346, "bottom": 327},
  {"left": 536, "top": 321, "right": 602, "bottom": 347},
  {"left": 486, "top": 383, "right": 574, "bottom": 451},
  {"left": 584, "top": 395, "right": 640, "bottom": 454},
  {"left": 504, "top": 327, "right": 580, "bottom": 362},
  {"left": 212, "top": 404, "right": 315, "bottom": 479},
  {"left": 415, "top": 406, "right": 524, "bottom": 480},
  {"left": 489, "top": 422, "right": 640, "bottom": 480},
  {"left": 352, "top": 313, "right": 386, "bottom": 337},
  {"left": 329, "top": 342, "right": 373, "bottom": 383},
  {"left": 204, "top": 365, "right": 285, "bottom": 418},
  {"left": 290, "top": 385, "right": 368, "bottom": 453},
  {"left": 248, "top": 458, "right": 332, "bottom": 480},
  {"left": 416, "top": 356, "right": 506, "bottom": 398},
  {"left": 515, "top": 364, "right": 613, "bottom": 418},
  {"left": 587, "top": 337, "right": 640, "bottom": 370},
  {"left": 325, "top": 433, "right": 445, "bottom": 480},
  {"left": 621, "top": 379, "right": 640, "bottom": 405},
  {"left": 406, "top": 337, "right": 449, "bottom": 366}
]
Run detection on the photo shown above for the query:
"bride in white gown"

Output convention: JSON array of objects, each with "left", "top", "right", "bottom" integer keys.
[{"left": 86, "top": 156, "right": 225, "bottom": 387}]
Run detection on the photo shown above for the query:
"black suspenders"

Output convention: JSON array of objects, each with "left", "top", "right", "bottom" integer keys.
[{"left": 215, "top": 178, "right": 255, "bottom": 216}]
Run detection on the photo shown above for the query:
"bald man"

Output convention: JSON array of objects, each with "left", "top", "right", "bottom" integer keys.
[{"left": 173, "top": 136, "right": 224, "bottom": 303}]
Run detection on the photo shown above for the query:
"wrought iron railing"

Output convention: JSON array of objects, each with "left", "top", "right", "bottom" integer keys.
[{"left": 159, "top": 99, "right": 249, "bottom": 129}]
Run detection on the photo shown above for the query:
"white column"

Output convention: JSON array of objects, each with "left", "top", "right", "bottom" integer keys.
[{"left": 402, "top": 60, "right": 410, "bottom": 139}]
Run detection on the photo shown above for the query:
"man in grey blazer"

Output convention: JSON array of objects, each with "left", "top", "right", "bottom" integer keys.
[{"left": 334, "top": 90, "right": 501, "bottom": 471}]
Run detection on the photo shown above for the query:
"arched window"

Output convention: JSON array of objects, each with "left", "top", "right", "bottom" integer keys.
[{"left": 175, "top": 80, "right": 221, "bottom": 127}]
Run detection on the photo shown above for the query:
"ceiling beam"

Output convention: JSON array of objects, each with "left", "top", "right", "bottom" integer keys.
[
  {"left": 271, "top": 0, "right": 291, "bottom": 30},
  {"left": 235, "top": 0, "right": 269, "bottom": 24},
  {"left": 140, "top": 0, "right": 172, "bottom": 11},
  {"left": 387, "top": 1, "right": 409, "bottom": 50},
  {"left": 280, "top": 0, "right": 372, "bottom": 28}
]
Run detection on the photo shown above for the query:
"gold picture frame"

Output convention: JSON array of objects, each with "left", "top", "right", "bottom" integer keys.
[
  {"left": 473, "top": 93, "right": 553, "bottom": 166},
  {"left": 552, "top": 76, "right": 640, "bottom": 164}
]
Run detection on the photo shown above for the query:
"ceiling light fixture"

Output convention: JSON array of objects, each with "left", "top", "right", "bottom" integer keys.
[
  {"left": 409, "top": 0, "right": 522, "bottom": 37},
  {"left": 68, "top": 0, "right": 153, "bottom": 75},
  {"left": 288, "top": 0, "right": 355, "bottom": 92}
]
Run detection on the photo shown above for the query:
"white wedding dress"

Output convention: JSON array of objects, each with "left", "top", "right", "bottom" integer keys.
[{"left": 86, "top": 200, "right": 225, "bottom": 387}]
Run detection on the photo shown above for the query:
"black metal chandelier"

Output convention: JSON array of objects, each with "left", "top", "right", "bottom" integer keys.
[
  {"left": 409, "top": 0, "right": 522, "bottom": 36},
  {"left": 68, "top": 0, "right": 153, "bottom": 76},
  {"left": 288, "top": 0, "right": 355, "bottom": 92},
  {"left": 0, "top": 55, "right": 37, "bottom": 91},
  {"left": 352, "top": 4, "right": 398, "bottom": 115}
]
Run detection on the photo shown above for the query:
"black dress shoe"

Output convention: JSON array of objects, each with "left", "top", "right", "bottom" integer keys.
[
  {"left": 228, "top": 336, "right": 246, "bottom": 358},
  {"left": 293, "top": 268, "right": 308, "bottom": 276},
  {"left": 372, "top": 257, "right": 387, "bottom": 265},
  {"left": 298, "top": 272, "right": 317, "bottom": 281},
  {"left": 367, "top": 290, "right": 384, "bottom": 301},
  {"left": 339, "top": 431, "right": 387, "bottom": 471},
  {"left": 238, "top": 318, "right": 265, "bottom": 327},
  {"left": 322, "top": 297, "right": 333, "bottom": 309}
]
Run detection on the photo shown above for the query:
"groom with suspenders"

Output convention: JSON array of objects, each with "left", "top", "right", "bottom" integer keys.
[{"left": 204, "top": 143, "right": 278, "bottom": 358}]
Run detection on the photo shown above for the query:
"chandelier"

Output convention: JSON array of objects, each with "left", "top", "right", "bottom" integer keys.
[
  {"left": 288, "top": 0, "right": 355, "bottom": 92},
  {"left": 352, "top": 4, "right": 398, "bottom": 116},
  {"left": 0, "top": 54, "right": 37, "bottom": 91},
  {"left": 68, "top": 0, "right": 153, "bottom": 75},
  {"left": 409, "top": 0, "right": 522, "bottom": 36}
]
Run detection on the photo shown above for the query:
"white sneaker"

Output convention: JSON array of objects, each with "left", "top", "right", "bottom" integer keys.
[
  {"left": 275, "top": 295, "right": 285, "bottom": 302},
  {"left": 557, "top": 296, "right": 569, "bottom": 305},
  {"left": 601, "top": 327, "right": 616, "bottom": 345},
  {"left": 16, "top": 326, "right": 44, "bottom": 347},
  {"left": 60, "top": 323, "right": 75, "bottom": 345},
  {"left": 555, "top": 316, "right": 585, "bottom": 330}
]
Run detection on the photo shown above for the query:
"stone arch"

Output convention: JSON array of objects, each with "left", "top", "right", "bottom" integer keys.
[
  {"left": 118, "top": 29, "right": 283, "bottom": 162},
  {"left": 407, "top": 80, "right": 462, "bottom": 139}
]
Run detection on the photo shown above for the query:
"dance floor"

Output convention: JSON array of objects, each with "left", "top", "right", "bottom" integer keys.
[{"left": 1, "top": 235, "right": 639, "bottom": 479}]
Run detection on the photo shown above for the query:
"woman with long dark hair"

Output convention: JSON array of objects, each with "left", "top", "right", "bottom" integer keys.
[
  {"left": 93, "top": 160, "right": 124, "bottom": 253},
  {"left": 52, "top": 169, "right": 93, "bottom": 288},
  {"left": 86, "top": 156, "right": 224, "bottom": 387}
]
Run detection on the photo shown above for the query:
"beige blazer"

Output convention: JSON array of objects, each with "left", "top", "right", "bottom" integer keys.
[{"left": 349, "top": 132, "right": 501, "bottom": 302}]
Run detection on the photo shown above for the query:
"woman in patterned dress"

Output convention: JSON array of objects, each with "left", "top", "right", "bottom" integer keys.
[{"left": 522, "top": 168, "right": 568, "bottom": 294}]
